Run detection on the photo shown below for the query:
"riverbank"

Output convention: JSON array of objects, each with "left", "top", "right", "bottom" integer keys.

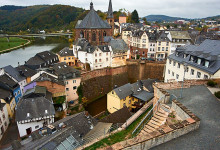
[{"left": 0, "top": 37, "right": 31, "bottom": 54}]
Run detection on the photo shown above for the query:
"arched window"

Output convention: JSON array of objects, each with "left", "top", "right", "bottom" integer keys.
[
  {"left": 92, "top": 32, "right": 96, "bottom": 42},
  {"left": 80, "top": 30, "right": 84, "bottom": 38},
  {"left": 99, "top": 31, "right": 101, "bottom": 42},
  {"left": 103, "top": 31, "right": 107, "bottom": 37}
]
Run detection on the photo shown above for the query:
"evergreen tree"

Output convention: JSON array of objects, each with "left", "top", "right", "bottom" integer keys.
[{"left": 131, "top": 10, "right": 139, "bottom": 23}]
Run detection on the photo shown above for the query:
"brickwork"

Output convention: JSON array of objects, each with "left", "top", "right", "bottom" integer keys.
[{"left": 130, "top": 46, "right": 148, "bottom": 58}]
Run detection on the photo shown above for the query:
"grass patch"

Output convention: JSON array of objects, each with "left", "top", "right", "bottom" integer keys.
[
  {"left": 0, "top": 37, "right": 28, "bottom": 51},
  {"left": 85, "top": 105, "right": 153, "bottom": 150}
]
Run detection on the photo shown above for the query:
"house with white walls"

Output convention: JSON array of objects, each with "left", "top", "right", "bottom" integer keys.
[
  {"left": 0, "top": 102, "right": 9, "bottom": 141},
  {"left": 16, "top": 97, "right": 55, "bottom": 137},
  {"left": 164, "top": 39, "right": 220, "bottom": 82},
  {"left": 73, "top": 38, "right": 112, "bottom": 70}
]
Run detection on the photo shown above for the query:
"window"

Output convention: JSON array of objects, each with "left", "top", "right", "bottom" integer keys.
[
  {"left": 168, "top": 69, "right": 170, "bottom": 74},
  {"left": 4, "top": 122, "right": 7, "bottom": 127},
  {"left": 176, "top": 74, "right": 179, "bottom": 79},
  {"left": 18, "top": 90, "right": 20, "bottom": 95},
  {"left": 162, "top": 47, "right": 164, "bottom": 51},
  {"left": 95, "top": 59, "right": 97, "bottom": 63},
  {"left": 159, "top": 42, "right": 161, "bottom": 46},
  {"left": 69, "top": 57, "right": 71, "bottom": 60},
  {"left": 205, "top": 61, "right": 209, "bottom": 67},
  {"left": 186, "top": 67, "right": 189, "bottom": 72},
  {"left": 35, "top": 125, "right": 39, "bottom": 129},
  {"left": 166, "top": 47, "right": 168, "bottom": 51},
  {"left": 197, "top": 58, "right": 201, "bottom": 65},
  {"left": 197, "top": 72, "right": 201, "bottom": 78},
  {"left": 204, "top": 75, "right": 208, "bottom": 79},
  {"left": 99, "top": 53, "right": 102, "bottom": 56},
  {"left": 66, "top": 88, "right": 69, "bottom": 91},
  {"left": 190, "top": 56, "right": 194, "bottom": 62},
  {"left": 73, "top": 86, "right": 77, "bottom": 90},
  {"left": 99, "top": 59, "right": 102, "bottom": 62},
  {"left": 177, "top": 63, "right": 180, "bottom": 68},
  {"left": 95, "top": 53, "right": 97, "bottom": 57},
  {"left": 92, "top": 32, "right": 96, "bottom": 41},
  {"left": 66, "top": 81, "right": 68, "bottom": 85},
  {"left": 142, "top": 39, "right": 146, "bottom": 43},
  {"left": 191, "top": 69, "right": 194, "bottom": 75},
  {"left": 142, "top": 44, "right": 146, "bottom": 48},
  {"left": 169, "top": 60, "right": 172, "bottom": 64},
  {"left": 172, "top": 72, "right": 174, "bottom": 76},
  {"left": 64, "top": 57, "right": 66, "bottom": 60},
  {"left": 158, "top": 47, "right": 160, "bottom": 51},
  {"left": 173, "top": 61, "right": 176, "bottom": 66},
  {"left": 85, "top": 58, "right": 88, "bottom": 61},
  {"left": 166, "top": 42, "right": 169, "bottom": 46},
  {"left": 106, "top": 58, "right": 108, "bottom": 61},
  {"left": 14, "top": 92, "right": 17, "bottom": 97},
  {"left": 73, "top": 80, "right": 76, "bottom": 83}
]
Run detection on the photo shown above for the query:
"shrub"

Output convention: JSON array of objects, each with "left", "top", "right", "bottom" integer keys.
[
  {"left": 214, "top": 91, "right": 220, "bottom": 99},
  {"left": 207, "top": 80, "right": 217, "bottom": 87}
]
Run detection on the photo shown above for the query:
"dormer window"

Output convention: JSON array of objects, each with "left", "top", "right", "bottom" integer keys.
[
  {"left": 205, "top": 61, "right": 209, "bottom": 67},
  {"left": 45, "top": 110, "right": 48, "bottom": 114},
  {"left": 190, "top": 56, "right": 194, "bottom": 62},
  {"left": 27, "top": 113, "right": 30, "bottom": 117},
  {"left": 197, "top": 58, "right": 201, "bottom": 65}
]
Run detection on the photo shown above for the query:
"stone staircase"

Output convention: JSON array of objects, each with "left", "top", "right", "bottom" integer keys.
[{"left": 139, "top": 104, "right": 171, "bottom": 136}]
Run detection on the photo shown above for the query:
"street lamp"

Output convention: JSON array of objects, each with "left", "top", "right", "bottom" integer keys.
[{"left": 179, "top": 63, "right": 187, "bottom": 98}]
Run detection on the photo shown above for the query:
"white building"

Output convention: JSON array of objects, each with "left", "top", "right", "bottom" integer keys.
[
  {"left": 16, "top": 97, "right": 55, "bottom": 137},
  {"left": 0, "top": 102, "right": 9, "bottom": 141},
  {"left": 164, "top": 39, "right": 220, "bottom": 82},
  {"left": 73, "top": 38, "right": 112, "bottom": 70}
]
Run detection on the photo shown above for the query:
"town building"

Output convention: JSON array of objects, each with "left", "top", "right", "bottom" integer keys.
[
  {"left": 16, "top": 65, "right": 38, "bottom": 83},
  {"left": 168, "top": 31, "right": 191, "bottom": 54},
  {"left": 0, "top": 74, "right": 22, "bottom": 104},
  {"left": 0, "top": 88, "right": 16, "bottom": 119},
  {"left": 3, "top": 65, "right": 27, "bottom": 94},
  {"left": 73, "top": 38, "right": 112, "bottom": 70},
  {"left": 109, "top": 39, "right": 130, "bottom": 67},
  {"left": 156, "top": 31, "right": 170, "bottom": 60},
  {"left": 121, "top": 27, "right": 132, "bottom": 44},
  {"left": 0, "top": 102, "right": 9, "bottom": 141},
  {"left": 164, "top": 39, "right": 220, "bottom": 82},
  {"left": 119, "top": 13, "right": 127, "bottom": 24},
  {"left": 75, "top": 1, "right": 114, "bottom": 46},
  {"left": 16, "top": 96, "right": 55, "bottom": 137},
  {"left": 52, "top": 62, "right": 81, "bottom": 103},
  {"left": 25, "top": 51, "right": 59, "bottom": 70},
  {"left": 107, "top": 79, "right": 157, "bottom": 113},
  {"left": 57, "top": 47, "right": 76, "bottom": 66}
]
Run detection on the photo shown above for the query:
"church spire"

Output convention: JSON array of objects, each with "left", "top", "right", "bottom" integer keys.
[{"left": 107, "top": 0, "right": 113, "bottom": 19}]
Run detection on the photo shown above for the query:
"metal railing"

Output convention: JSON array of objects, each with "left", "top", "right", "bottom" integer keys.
[{"left": 132, "top": 96, "right": 165, "bottom": 136}]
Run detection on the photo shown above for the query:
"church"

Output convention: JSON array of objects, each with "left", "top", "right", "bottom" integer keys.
[{"left": 75, "top": 0, "right": 114, "bottom": 46}]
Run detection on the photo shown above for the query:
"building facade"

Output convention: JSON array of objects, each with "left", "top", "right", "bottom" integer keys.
[{"left": 0, "top": 102, "right": 9, "bottom": 141}]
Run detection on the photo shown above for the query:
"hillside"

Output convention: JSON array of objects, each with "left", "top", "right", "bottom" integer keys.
[
  {"left": 144, "top": 15, "right": 188, "bottom": 22},
  {"left": 0, "top": 5, "right": 84, "bottom": 33}
]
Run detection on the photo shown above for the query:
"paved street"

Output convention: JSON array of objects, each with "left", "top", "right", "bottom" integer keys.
[
  {"left": 151, "top": 85, "right": 220, "bottom": 150},
  {"left": 0, "top": 118, "right": 20, "bottom": 149}
]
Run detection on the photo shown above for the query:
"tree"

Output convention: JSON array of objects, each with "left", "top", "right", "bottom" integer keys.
[{"left": 131, "top": 10, "right": 139, "bottom": 23}]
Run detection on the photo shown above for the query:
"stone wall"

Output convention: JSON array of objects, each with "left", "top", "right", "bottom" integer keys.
[
  {"left": 102, "top": 100, "right": 200, "bottom": 150},
  {"left": 81, "top": 60, "right": 165, "bottom": 101}
]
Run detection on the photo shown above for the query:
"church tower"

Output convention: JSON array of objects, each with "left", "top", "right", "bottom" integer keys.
[{"left": 107, "top": 0, "right": 114, "bottom": 35}]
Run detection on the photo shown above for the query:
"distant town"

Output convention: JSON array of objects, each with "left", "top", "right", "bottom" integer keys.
[{"left": 0, "top": 0, "right": 220, "bottom": 150}]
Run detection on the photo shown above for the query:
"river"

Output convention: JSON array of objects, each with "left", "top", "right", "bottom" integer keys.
[{"left": 0, "top": 44, "right": 58, "bottom": 68}]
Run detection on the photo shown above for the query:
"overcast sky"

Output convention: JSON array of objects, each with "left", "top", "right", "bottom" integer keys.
[{"left": 1, "top": 0, "right": 220, "bottom": 18}]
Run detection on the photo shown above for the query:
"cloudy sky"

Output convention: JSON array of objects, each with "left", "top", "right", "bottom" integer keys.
[{"left": 1, "top": 0, "right": 220, "bottom": 18}]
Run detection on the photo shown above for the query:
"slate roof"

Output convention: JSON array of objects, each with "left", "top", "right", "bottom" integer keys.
[
  {"left": 4, "top": 65, "right": 26, "bottom": 82},
  {"left": 132, "top": 91, "right": 154, "bottom": 102},
  {"left": 16, "top": 65, "right": 37, "bottom": 78},
  {"left": 0, "top": 74, "right": 19, "bottom": 90},
  {"left": 52, "top": 62, "right": 81, "bottom": 80},
  {"left": 23, "top": 86, "right": 47, "bottom": 99},
  {"left": 58, "top": 47, "right": 74, "bottom": 57},
  {"left": 169, "top": 39, "right": 220, "bottom": 75},
  {"left": 15, "top": 96, "right": 55, "bottom": 122},
  {"left": 113, "top": 83, "right": 133, "bottom": 100},
  {"left": 100, "top": 107, "right": 132, "bottom": 124},
  {"left": 169, "top": 31, "right": 191, "bottom": 40},
  {"left": 142, "top": 79, "right": 159, "bottom": 93},
  {"left": 75, "top": 4, "right": 111, "bottom": 29},
  {"left": 107, "top": 0, "right": 113, "bottom": 19},
  {"left": 104, "top": 36, "right": 114, "bottom": 43},
  {"left": 109, "top": 39, "right": 128, "bottom": 53},
  {"left": 0, "top": 87, "right": 13, "bottom": 104},
  {"left": 157, "top": 31, "right": 170, "bottom": 42}
]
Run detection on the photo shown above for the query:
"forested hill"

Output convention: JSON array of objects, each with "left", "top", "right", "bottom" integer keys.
[{"left": 0, "top": 5, "right": 85, "bottom": 33}]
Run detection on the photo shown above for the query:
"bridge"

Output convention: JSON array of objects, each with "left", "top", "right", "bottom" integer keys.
[{"left": 0, "top": 33, "right": 73, "bottom": 42}]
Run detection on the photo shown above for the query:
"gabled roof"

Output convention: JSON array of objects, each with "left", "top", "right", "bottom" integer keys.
[
  {"left": 16, "top": 96, "right": 55, "bottom": 122},
  {"left": 0, "top": 87, "right": 13, "bottom": 104},
  {"left": 0, "top": 74, "right": 19, "bottom": 90},
  {"left": 16, "top": 65, "right": 37, "bottom": 78},
  {"left": 157, "top": 31, "right": 170, "bottom": 42},
  {"left": 113, "top": 83, "right": 133, "bottom": 100},
  {"left": 4, "top": 65, "right": 26, "bottom": 82},
  {"left": 58, "top": 47, "right": 74, "bottom": 57},
  {"left": 109, "top": 39, "right": 128, "bottom": 53},
  {"left": 75, "top": 5, "right": 111, "bottom": 29}
]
